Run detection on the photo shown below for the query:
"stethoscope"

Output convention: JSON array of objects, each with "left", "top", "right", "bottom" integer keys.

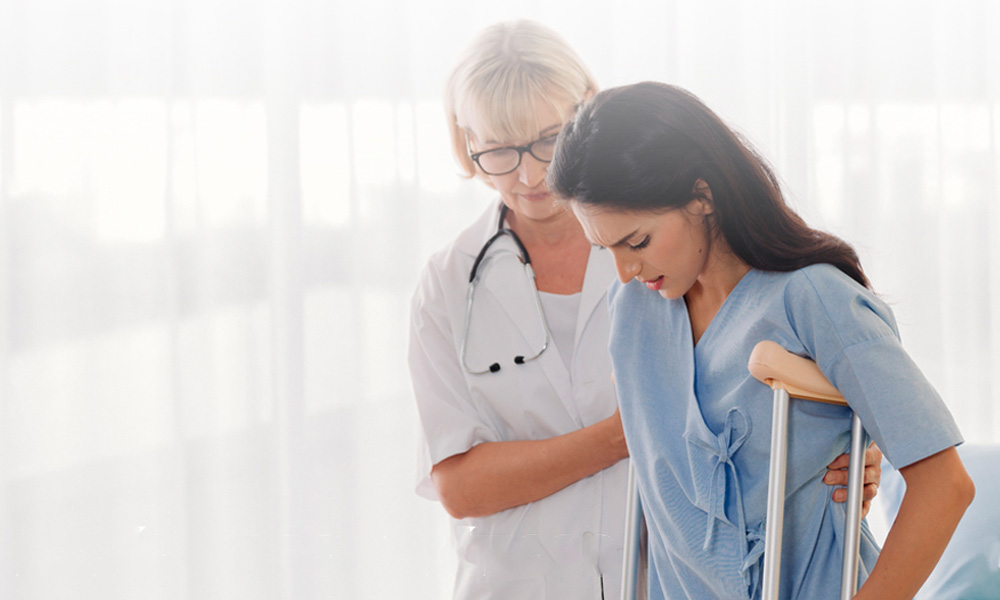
[{"left": 460, "top": 204, "right": 551, "bottom": 375}]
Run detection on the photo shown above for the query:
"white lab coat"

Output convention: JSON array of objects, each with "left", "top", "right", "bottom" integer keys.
[{"left": 409, "top": 200, "right": 629, "bottom": 600}]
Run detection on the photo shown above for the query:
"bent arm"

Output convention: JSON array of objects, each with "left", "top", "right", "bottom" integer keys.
[
  {"left": 854, "top": 446, "right": 975, "bottom": 600},
  {"left": 431, "top": 409, "right": 628, "bottom": 519}
]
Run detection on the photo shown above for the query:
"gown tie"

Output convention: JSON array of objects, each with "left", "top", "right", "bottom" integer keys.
[
  {"left": 741, "top": 524, "right": 766, "bottom": 595},
  {"left": 690, "top": 407, "right": 751, "bottom": 549},
  {"left": 688, "top": 406, "right": 759, "bottom": 592},
  {"left": 693, "top": 407, "right": 764, "bottom": 594}
]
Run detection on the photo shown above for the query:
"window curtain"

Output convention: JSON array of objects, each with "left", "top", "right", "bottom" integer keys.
[{"left": 0, "top": 0, "right": 996, "bottom": 598}]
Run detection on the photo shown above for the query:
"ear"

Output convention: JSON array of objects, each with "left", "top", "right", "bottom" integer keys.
[{"left": 687, "top": 179, "right": 715, "bottom": 215}]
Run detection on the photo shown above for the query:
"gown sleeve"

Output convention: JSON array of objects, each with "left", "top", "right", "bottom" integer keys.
[
  {"left": 408, "top": 259, "right": 500, "bottom": 500},
  {"left": 784, "top": 264, "right": 963, "bottom": 469}
]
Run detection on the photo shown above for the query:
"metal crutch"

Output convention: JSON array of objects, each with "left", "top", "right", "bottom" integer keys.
[
  {"left": 748, "top": 340, "right": 867, "bottom": 600},
  {"left": 620, "top": 462, "right": 647, "bottom": 600}
]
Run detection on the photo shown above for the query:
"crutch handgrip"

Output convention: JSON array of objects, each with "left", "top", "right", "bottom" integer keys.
[{"left": 748, "top": 340, "right": 845, "bottom": 405}]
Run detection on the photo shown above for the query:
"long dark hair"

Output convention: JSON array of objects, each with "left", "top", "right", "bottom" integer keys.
[{"left": 548, "top": 82, "right": 870, "bottom": 289}]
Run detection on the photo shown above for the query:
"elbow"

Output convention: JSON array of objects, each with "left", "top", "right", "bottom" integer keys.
[
  {"left": 901, "top": 447, "right": 976, "bottom": 516},
  {"left": 434, "top": 478, "right": 474, "bottom": 519},
  {"left": 938, "top": 458, "right": 976, "bottom": 516},
  {"left": 938, "top": 454, "right": 976, "bottom": 513},
  {"left": 955, "top": 470, "right": 976, "bottom": 511},
  {"left": 430, "top": 457, "right": 485, "bottom": 520}
]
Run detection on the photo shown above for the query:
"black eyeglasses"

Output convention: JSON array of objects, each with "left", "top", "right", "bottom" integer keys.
[{"left": 467, "top": 132, "right": 561, "bottom": 176}]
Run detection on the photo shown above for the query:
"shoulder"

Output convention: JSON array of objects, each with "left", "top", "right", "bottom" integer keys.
[
  {"left": 782, "top": 264, "right": 890, "bottom": 317},
  {"left": 751, "top": 263, "right": 860, "bottom": 294},
  {"left": 755, "top": 264, "right": 874, "bottom": 307},
  {"left": 775, "top": 264, "right": 900, "bottom": 349},
  {"left": 788, "top": 263, "right": 865, "bottom": 293}
]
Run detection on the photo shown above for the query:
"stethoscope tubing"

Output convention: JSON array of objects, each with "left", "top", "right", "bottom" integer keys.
[{"left": 460, "top": 204, "right": 552, "bottom": 375}]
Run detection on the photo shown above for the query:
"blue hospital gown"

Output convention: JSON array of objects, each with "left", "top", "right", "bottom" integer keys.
[{"left": 607, "top": 264, "right": 963, "bottom": 600}]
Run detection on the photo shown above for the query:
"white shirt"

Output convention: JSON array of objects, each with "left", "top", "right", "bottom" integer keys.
[
  {"left": 539, "top": 291, "right": 581, "bottom": 373},
  {"left": 408, "top": 200, "right": 628, "bottom": 600}
]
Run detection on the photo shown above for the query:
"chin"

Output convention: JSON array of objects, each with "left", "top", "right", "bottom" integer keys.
[{"left": 514, "top": 199, "right": 563, "bottom": 221}]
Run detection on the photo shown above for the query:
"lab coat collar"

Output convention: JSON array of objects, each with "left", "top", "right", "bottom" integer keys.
[{"left": 453, "top": 199, "right": 506, "bottom": 259}]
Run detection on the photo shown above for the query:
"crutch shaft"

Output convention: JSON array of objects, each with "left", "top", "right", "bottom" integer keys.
[
  {"left": 841, "top": 413, "right": 866, "bottom": 599},
  {"left": 761, "top": 388, "right": 790, "bottom": 600},
  {"left": 621, "top": 463, "right": 643, "bottom": 600}
]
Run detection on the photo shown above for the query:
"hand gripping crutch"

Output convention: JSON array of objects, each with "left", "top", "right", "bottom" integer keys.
[{"left": 748, "top": 341, "right": 867, "bottom": 600}]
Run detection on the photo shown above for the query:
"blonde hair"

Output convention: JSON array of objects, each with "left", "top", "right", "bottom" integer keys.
[{"left": 445, "top": 20, "right": 598, "bottom": 178}]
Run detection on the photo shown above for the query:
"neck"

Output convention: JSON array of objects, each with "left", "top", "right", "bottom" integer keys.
[
  {"left": 504, "top": 206, "right": 586, "bottom": 247},
  {"left": 686, "top": 236, "right": 751, "bottom": 307}
]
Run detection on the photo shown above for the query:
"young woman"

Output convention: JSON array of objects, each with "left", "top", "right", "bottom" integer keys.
[
  {"left": 409, "top": 23, "right": 883, "bottom": 599},
  {"left": 548, "top": 81, "right": 974, "bottom": 599}
]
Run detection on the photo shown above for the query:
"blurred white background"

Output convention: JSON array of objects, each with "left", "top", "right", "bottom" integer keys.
[{"left": 0, "top": 0, "right": 997, "bottom": 598}]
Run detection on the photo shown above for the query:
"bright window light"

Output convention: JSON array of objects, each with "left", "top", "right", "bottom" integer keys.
[
  {"left": 194, "top": 100, "right": 268, "bottom": 228},
  {"left": 300, "top": 103, "right": 351, "bottom": 227}
]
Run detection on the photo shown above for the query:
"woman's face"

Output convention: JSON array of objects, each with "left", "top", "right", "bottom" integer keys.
[
  {"left": 465, "top": 99, "right": 571, "bottom": 224},
  {"left": 571, "top": 196, "right": 714, "bottom": 300}
]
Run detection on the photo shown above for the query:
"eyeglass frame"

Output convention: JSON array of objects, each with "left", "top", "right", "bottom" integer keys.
[{"left": 465, "top": 130, "right": 561, "bottom": 176}]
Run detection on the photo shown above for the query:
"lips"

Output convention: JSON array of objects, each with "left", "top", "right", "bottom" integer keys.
[
  {"left": 522, "top": 192, "right": 550, "bottom": 202},
  {"left": 644, "top": 276, "right": 664, "bottom": 291}
]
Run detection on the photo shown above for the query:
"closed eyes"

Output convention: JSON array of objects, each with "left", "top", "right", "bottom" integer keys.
[{"left": 628, "top": 236, "right": 650, "bottom": 251}]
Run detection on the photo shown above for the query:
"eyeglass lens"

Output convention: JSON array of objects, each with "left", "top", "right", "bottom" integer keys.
[{"left": 477, "top": 135, "right": 558, "bottom": 175}]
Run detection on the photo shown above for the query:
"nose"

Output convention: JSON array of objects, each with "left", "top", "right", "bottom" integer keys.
[
  {"left": 517, "top": 153, "right": 548, "bottom": 188},
  {"left": 613, "top": 253, "right": 641, "bottom": 284}
]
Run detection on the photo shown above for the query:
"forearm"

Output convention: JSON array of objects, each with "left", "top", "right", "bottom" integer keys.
[
  {"left": 430, "top": 412, "right": 629, "bottom": 518},
  {"left": 854, "top": 447, "right": 974, "bottom": 600}
]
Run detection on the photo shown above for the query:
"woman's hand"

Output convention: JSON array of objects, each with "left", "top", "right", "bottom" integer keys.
[{"left": 824, "top": 442, "right": 882, "bottom": 519}]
